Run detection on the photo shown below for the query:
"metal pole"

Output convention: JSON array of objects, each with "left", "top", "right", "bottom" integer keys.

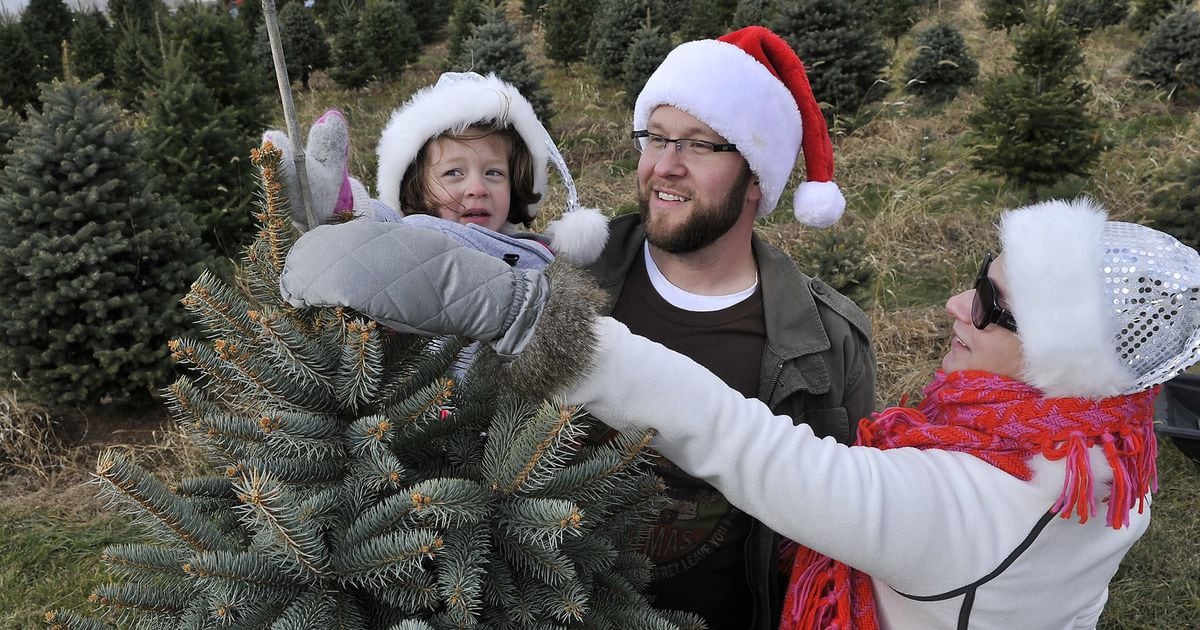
[{"left": 261, "top": 0, "right": 317, "bottom": 231}]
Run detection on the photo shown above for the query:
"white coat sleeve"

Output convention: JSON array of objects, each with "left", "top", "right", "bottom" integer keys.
[{"left": 564, "top": 318, "right": 1063, "bottom": 596}]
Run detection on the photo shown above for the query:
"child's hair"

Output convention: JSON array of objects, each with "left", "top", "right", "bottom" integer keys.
[{"left": 399, "top": 119, "right": 542, "bottom": 227}]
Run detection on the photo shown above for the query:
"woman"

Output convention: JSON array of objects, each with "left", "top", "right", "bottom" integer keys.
[{"left": 280, "top": 197, "right": 1200, "bottom": 628}]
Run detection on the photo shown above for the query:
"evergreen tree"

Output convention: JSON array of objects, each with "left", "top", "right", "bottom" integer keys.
[
  {"left": 68, "top": 8, "right": 116, "bottom": 90},
  {"left": 677, "top": 0, "right": 724, "bottom": 40},
  {"left": 981, "top": 0, "right": 1025, "bottom": 32},
  {"left": 588, "top": 0, "right": 650, "bottom": 82},
  {"left": 732, "top": 0, "right": 774, "bottom": 29},
  {"left": 256, "top": 1, "right": 332, "bottom": 90},
  {"left": 456, "top": 6, "right": 555, "bottom": 123},
  {"left": 111, "top": 16, "right": 161, "bottom": 109},
  {"left": 1060, "top": 0, "right": 1130, "bottom": 36},
  {"left": 20, "top": 0, "right": 73, "bottom": 84},
  {"left": 447, "top": 0, "right": 486, "bottom": 66},
  {"left": 877, "top": 0, "right": 919, "bottom": 45},
  {"left": 407, "top": 0, "right": 454, "bottom": 42},
  {"left": 141, "top": 47, "right": 256, "bottom": 259},
  {"left": 522, "top": 0, "right": 548, "bottom": 19},
  {"left": 622, "top": 24, "right": 671, "bottom": 108},
  {"left": 968, "top": 5, "right": 1101, "bottom": 197},
  {"left": 46, "top": 141, "right": 704, "bottom": 630},
  {"left": 0, "top": 107, "right": 19, "bottom": 167},
  {"left": 771, "top": 0, "right": 890, "bottom": 122},
  {"left": 0, "top": 19, "right": 41, "bottom": 113},
  {"left": 165, "top": 4, "right": 270, "bottom": 137},
  {"left": 542, "top": 0, "right": 593, "bottom": 65},
  {"left": 236, "top": 0, "right": 265, "bottom": 37},
  {"left": 329, "top": 8, "right": 377, "bottom": 89},
  {"left": 107, "top": 0, "right": 162, "bottom": 27},
  {"left": 359, "top": 0, "right": 422, "bottom": 80},
  {"left": 904, "top": 22, "right": 978, "bottom": 103},
  {"left": 1131, "top": 6, "right": 1200, "bottom": 96},
  {"left": 1128, "top": 0, "right": 1175, "bottom": 32},
  {"left": 0, "top": 78, "right": 204, "bottom": 407},
  {"left": 1152, "top": 159, "right": 1200, "bottom": 252}
]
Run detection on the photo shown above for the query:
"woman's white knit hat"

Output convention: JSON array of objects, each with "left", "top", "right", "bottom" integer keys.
[{"left": 1001, "top": 198, "right": 1200, "bottom": 398}]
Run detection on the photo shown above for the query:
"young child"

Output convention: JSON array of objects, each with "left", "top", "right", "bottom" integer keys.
[{"left": 265, "top": 72, "right": 607, "bottom": 269}]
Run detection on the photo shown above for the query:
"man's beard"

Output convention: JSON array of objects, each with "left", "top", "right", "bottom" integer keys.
[{"left": 638, "top": 172, "right": 752, "bottom": 254}]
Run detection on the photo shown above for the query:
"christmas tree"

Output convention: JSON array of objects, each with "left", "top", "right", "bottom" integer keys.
[
  {"left": 67, "top": 8, "right": 117, "bottom": 90},
  {"left": 903, "top": 22, "right": 978, "bottom": 104},
  {"left": 0, "top": 78, "right": 204, "bottom": 407},
  {"left": 455, "top": 6, "right": 555, "bottom": 124},
  {"left": 20, "top": 0, "right": 72, "bottom": 86},
  {"left": 587, "top": 0, "right": 650, "bottom": 82},
  {"left": 44, "top": 140, "right": 704, "bottom": 630},
  {"left": 358, "top": 0, "right": 422, "bottom": 81},
  {"left": 622, "top": 24, "right": 672, "bottom": 109},
  {"left": 447, "top": 0, "right": 486, "bottom": 69},
  {"left": 542, "top": 0, "right": 593, "bottom": 66},
  {"left": 254, "top": 1, "right": 332, "bottom": 91},
  {"left": 0, "top": 18, "right": 41, "bottom": 113}
]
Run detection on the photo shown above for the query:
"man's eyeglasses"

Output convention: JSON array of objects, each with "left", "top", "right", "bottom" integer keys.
[
  {"left": 973, "top": 253, "right": 1018, "bottom": 333},
  {"left": 632, "top": 130, "right": 738, "bottom": 160}
]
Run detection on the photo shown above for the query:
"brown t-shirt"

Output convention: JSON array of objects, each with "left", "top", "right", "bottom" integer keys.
[{"left": 608, "top": 251, "right": 767, "bottom": 629}]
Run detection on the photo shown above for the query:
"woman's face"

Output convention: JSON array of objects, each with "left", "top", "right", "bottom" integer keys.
[
  {"left": 942, "top": 253, "right": 1025, "bottom": 379},
  {"left": 423, "top": 134, "right": 512, "bottom": 233}
]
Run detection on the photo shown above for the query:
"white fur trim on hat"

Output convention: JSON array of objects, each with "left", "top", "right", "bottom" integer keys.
[
  {"left": 544, "top": 206, "right": 610, "bottom": 266},
  {"left": 376, "top": 72, "right": 551, "bottom": 218},
  {"left": 1000, "top": 198, "right": 1135, "bottom": 398},
  {"left": 634, "top": 39, "right": 802, "bottom": 219}
]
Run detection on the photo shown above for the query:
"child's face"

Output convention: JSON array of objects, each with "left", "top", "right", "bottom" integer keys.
[{"left": 423, "top": 134, "right": 512, "bottom": 233}]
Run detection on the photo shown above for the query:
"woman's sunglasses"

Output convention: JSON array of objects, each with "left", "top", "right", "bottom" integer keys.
[{"left": 973, "top": 253, "right": 1018, "bottom": 333}]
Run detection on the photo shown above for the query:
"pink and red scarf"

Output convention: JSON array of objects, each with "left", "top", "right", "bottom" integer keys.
[{"left": 779, "top": 369, "right": 1160, "bottom": 630}]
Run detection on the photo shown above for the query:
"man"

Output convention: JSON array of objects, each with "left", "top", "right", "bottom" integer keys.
[{"left": 583, "top": 26, "right": 876, "bottom": 630}]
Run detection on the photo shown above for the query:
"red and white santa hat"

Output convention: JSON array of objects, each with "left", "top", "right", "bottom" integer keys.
[{"left": 633, "top": 26, "right": 845, "bottom": 227}]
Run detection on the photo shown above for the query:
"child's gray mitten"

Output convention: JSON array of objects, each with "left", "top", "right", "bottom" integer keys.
[
  {"left": 263, "top": 110, "right": 396, "bottom": 231},
  {"left": 279, "top": 220, "right": 604, "bottom": 395}
]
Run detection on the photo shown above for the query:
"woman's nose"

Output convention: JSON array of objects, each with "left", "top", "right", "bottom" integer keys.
[{"left": 946, "top": 288, "right": 975, "bottom": 323}]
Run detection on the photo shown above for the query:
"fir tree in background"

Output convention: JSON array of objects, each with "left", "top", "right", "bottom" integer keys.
[
  {"left": 447, "top": 0, "right": 487, "bottom": 68},
  {"left": 237, "top": 0, "right": 265, "bottom": 37},
  {"left": 968, "top": 3, "right": 1101, "bottom": 197},
  {"left": 165, "top": 4, "right": 270, "bottom": 137},
  {"left": 406, "top": 0, "right": 454, "bottom": 43},
  {"left": 329, "top": 8, "right": 377, "bottom": 90},
  {"left": 45, "top": 141, "right": 704, "bottom": 630},
  {"left": 20, "top": 0, "right": 72, "bottom": 86},
  {"left": 0, "top": 106, "right": 19, "bottom": 167},
  {"left": 522, "top": 0, "right": 548, "bottom": 19},
  {"left": 1128, "top": 0, "right": 1174, "bottom": 32},
  {"left": 111, "top": 16, "right": 162, "bottom": 109},
  {"left": 107, "top": 0, "right": 162, "bottom": 28},
  {"left": 255, "top": 1, "right": 331, "bottom": 90},
  {"left": 981, "top": 0, "right": 1026, "bottom": 32},
  {"left": 456, "top": 6, "right": 555, "bottom": 123},
  {"left": 771, "top": 0, "right": 890, "bottom": 122},
  {"left": 68, "top": 8, "right": 117, "bottom": 90},
  {"left": 359, "top": 0, "right": 423, "bottom": 81},
  {"left": 542, "top": 0, "right": 593, "bottom": 66},
  {"left": 622, "top": 24, "right": 671, "bottom": 109},
  {"left": 588, "top": 0, "right": 650, "bottom": 82},
  {"left": 1131, "top": 6, "right": 1200, "bottom": 96},
  {"left": 904, "top": 22, "right": 979, "bottom": 103},
  {"left": 677, "top": 0, "right": 724, "bottom": 41},
  {"left": 877, "top": 0, "right": 919, "bottom": 46},
  {"left": 0, "top": 78, "right": 204, "bottom": 407},
  {"left": 1152, "top": 158, "right": 1200, "bottom": 252},
  {"left": 1059, "top": 0, "right": 1130, "bottom": 36},
  {"left": 732, "top": 0, "right": 774, "bottom": 29},
  {"left": 0, "top": 19, "right": 41, "bottom": 113},
  {"left": 140, "top": 46, "right": 255, "bottom": 259}
]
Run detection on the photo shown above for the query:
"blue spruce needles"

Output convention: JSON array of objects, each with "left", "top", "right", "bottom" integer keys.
[{"left": 48, "top": 141, "right": 705, "bottom": 630}]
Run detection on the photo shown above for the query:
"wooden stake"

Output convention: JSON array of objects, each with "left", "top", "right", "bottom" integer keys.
[{"left": 261, "top": 0, "right": 317, "bottom": 231}]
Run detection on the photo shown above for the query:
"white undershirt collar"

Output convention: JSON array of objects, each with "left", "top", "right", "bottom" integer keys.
[{"left": 643, "top": 241, "right": 758, "bottom": 312}]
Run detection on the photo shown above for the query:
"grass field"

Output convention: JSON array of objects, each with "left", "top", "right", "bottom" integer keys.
[{"left": 2, "top": 0, "right": 1199, "bottom": 627}]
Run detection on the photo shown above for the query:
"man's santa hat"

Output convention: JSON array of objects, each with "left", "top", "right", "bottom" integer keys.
[
  {"left": 634, "top": 26, "right": 845, "bottom": 227},
  {"left": 376, "top": 72, "right": 608, "bottom": 264}
]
